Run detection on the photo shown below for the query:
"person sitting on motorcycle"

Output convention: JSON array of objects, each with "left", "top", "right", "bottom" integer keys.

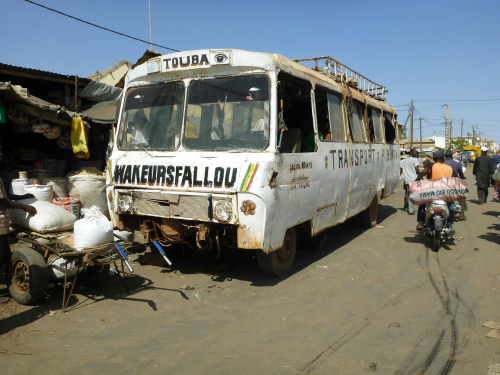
[
  {"left": 415, "top": 150, "right": 454, "bottom": 230},
  {"left": 444, "top": 149, "right": 467, "bottom": 220}
]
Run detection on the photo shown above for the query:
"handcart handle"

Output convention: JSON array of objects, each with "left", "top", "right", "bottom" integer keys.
[
  {"left": 115, "top": 244, "right": 134, "bottom": 273},
  {"left": 151, "top": 241, "right": 173, "bottom": 266}
]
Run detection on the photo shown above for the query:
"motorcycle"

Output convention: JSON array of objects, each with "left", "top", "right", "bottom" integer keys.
[{"left": 423, "top": 199, "right": 455, "bottom": 251}]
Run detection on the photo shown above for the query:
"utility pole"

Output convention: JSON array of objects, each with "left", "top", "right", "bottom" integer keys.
[
  {"left": 449, "top": 120, "right": 452, "bottom": 148},
  {"left": 460, "top": 118, "right": 463, "bottom": 140},
  {"left": 472, "top": 125, "right": 475, "bottom": 146},
  {"left": 444, "top": 104, "right": 449, "bottom": 149},
  {"left": 410, "top": 100, "right": 414, "bottom": 149},
  {"left": 419, "top": 118, "right": 422, "bottom": 152}
]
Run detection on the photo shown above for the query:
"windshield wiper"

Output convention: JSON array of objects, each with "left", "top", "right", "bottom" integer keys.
[{"left": 131, "top": 142, "right": 154, "bottom": 158}]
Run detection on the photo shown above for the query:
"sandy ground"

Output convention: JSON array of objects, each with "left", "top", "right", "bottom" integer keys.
[{"left": 1, "top": 168, "right": 499, "bottom": 375}]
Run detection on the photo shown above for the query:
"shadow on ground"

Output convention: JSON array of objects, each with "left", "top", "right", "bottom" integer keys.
[{"left": 0, "top": 200, "right": 402, "bottom": 331}]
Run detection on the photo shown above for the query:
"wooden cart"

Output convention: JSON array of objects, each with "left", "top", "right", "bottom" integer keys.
[{"left": 6, "top": 226, "right": 136, "bottom": 312}]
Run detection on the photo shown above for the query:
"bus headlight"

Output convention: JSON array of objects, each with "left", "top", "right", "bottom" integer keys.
[
  {"left": 118, "top": 194, "right": 133, "bottom": 213},
  {"left": 214, "top": 201, "right": 233, "bottom": 223}
]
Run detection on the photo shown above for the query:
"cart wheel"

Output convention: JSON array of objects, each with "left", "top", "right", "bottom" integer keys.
[
  {"left": 7, "top": 247, "right": 48, "bottom": 305},
  {"left": 81, "top": 264, "right": 110, "bottom": 287}
]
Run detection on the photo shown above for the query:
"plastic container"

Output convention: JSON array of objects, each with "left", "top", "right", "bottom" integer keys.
[{"left": 52, "top": 197, "right": 81, "bottom": 218}]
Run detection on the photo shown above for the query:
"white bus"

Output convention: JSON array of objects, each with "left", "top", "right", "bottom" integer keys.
[{"left": 107, "top": 49, "right": 400, "bottom": 276}]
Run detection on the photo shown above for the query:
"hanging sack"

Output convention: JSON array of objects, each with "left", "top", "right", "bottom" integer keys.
[{"left": 70, "top": 115, "right": 90, "bottom": 159}]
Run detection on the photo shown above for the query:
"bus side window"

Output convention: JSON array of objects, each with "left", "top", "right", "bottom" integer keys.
[
  {"left": 347, "top": 101, "right": 366, "bottom": 142},
  {"left": 314, "top": 87, "right": 346, "bottom": 142},
  {"left": 278, "top": 72, "right": 315, "bottom": 152},
  {"left": 370, "top": 107, "right": 385, "bottom": 143},
  {"left": 384, "top": 112, "right": 396, "bottom": 143},
  {"left": 314, "top": 87, "right": 330, "bottom": 140},
  {"left": 327, "top": 92, "right": 346, "bottom": 141}
]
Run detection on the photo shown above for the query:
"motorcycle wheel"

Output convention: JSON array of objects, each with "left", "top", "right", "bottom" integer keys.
[{"left": 431, "top": 230, "right": 441, "bottom": 252}]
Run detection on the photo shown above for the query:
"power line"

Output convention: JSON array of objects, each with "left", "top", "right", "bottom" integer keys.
[
  {"left": 23, "top": 0, "right": 180, "bottom": 52},
  {"left": 413, "top": 107, "right": 439, "bottom": 127},
  {"left": 413, "top": 99, "right": 500, "bottom": 102}
]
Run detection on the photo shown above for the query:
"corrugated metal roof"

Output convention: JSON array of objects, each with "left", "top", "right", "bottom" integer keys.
[{"left": 0, "top": 62, "right": 90, "bottom": 85}]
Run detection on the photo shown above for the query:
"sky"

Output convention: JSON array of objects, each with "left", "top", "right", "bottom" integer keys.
[{"left": 2, "top": 0, "right": 500, "bottom": 145}]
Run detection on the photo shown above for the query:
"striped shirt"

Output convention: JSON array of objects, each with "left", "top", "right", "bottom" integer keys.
[{"left": 0, "top": 178, "right": 11, "bottom": 234}]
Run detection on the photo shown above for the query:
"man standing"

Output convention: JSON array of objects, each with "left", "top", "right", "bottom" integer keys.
[
  {"left": 493, "top": 150, "right": 500, "bottom": 200},
  {"left": 473, "top": 147, "right": 494, "bottom": 204},
  {"left": 493, "top": 150, "right": 500, "bottom": 171},
  {"left": 444, "top": 149, "right": 467, "bottom": 219},
  {"left": 400, "top": 149, "right": 420, "bottom": 214}
]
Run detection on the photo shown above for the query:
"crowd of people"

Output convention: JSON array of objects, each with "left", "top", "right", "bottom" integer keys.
[{"left": 400, "top": 147, "right": 500, "bottom": 230}]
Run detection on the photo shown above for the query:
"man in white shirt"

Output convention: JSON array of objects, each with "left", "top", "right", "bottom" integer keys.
[{"left": 400, "top": 149, "right": 420, "bottom": 214}]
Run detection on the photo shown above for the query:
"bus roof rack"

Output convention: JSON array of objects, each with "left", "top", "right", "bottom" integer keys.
[{"left": 293, "top": 56, "right": 388, "bottom": 102}]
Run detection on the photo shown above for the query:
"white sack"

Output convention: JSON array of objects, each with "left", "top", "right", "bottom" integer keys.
[
  {"left": 67, "top": 175, "right": 108, "bottom": 218},
  {"left": 10, "top": 179, "right": 30, "bottom": 195},
  {"left": 45, "top": 179, "right": 69, "bottom": 198},
  {"left": 24, "top": 185, "right": 54, "bottom": 202},
  {"left": 48, "top": 257, "right": 84, "bottom": 279},
  {"left": 10, "top": 199, "right": 76, "bottom": 233},
  {"left": 73, "top": 206, "right": 113, "bottom": 250}
]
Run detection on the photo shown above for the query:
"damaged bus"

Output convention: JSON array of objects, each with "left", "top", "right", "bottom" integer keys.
[{"left": 107, "top": 49, "right": 400, "bottom": 276}]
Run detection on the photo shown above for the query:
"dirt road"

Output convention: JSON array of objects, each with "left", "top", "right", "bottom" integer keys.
[{"left": 1, "top": 169, "right": 499, "bottom": 375}]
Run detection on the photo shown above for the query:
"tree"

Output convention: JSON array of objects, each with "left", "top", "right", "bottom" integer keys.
[
  {"left": 400, "top": 126, "right": 407, "bottom": 139},
  {"left": 451, "top": 138, "right": 470, "bottom": 150}
]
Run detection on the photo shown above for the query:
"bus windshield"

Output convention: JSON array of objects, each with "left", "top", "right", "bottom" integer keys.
[
  {"left": 117, "top": 82, "right": 185, "bottom": 151},
  {"left": 183, "top": 74, "right": 270, "bottom": 151}
]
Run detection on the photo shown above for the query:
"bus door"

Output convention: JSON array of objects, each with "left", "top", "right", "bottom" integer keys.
[
  {"left": 268, "top": 74, "right": 322, "bottom": 249},
  {"left": 382, "top": 112, "right": 400, "bottom": 197},
  {"left": 311, "top": 88, "right": 351, "bottom": 233}
]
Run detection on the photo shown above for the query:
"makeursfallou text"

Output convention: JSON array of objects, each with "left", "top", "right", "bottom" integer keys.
[{"left": 114, "top": 164, "right": 237, "bottom": 188}]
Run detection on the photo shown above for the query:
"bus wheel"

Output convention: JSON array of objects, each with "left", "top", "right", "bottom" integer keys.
[
  {"left": 257, "top": 228, "right": 296, "bottom": 277},
  {"left": 7, "top": 247, "right": 48, "bottom": 305},
  {"left": 360, "top": 195, "right": 378, "bottom": 228}
]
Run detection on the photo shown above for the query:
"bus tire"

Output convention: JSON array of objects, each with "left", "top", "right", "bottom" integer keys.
[
  {"left": 360, "top": 195, "right": 378, "bottom": 228},
  {"left": 7, "top": 247, "right": 48, "bottom": 305},
  {"left": 257, "top": 228, "right": 296, "bottom": 277}
]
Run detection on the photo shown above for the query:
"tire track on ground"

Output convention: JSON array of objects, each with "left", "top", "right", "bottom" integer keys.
[
  {"left": 414, "top": 248, "right": 474, "bottom": 375},
  {"left": 299, "top": 281, "right": 426, "bottom": 374},
  {"left": 299, "top": 322, "right": 370, "bottom": 374}
]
